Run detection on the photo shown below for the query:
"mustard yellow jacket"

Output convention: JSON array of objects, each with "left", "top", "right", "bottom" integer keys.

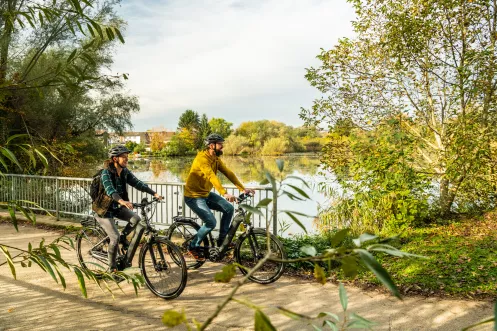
[{"left": 184, "top": 150, "right": 245, "bottom": 198}]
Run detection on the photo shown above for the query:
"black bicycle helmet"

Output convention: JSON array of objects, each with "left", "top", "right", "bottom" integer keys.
[
  {"left": 204, "top": 133, "right": 225, "bottom": 146},
  {"left": 108, "top": 145, "right": 131, "bottom": 158}
]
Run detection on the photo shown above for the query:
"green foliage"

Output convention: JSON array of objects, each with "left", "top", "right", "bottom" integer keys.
[
  {"left": 260, "top": 137, "right": 289, "bottom": 156},
  {"left": 162, "top": 310, "right": 187, "bottom": 328},
  {"left": 317, "top": 117, "right": 432, "bottom": 234},
  {"left": 178, "top": 109, "right": 200, "bottom": 132},
  {"left": 0, "top": 231, "right": 144, "bottom": 298},
  {"left": 223, "top": 135, "right": 250, "bottom": 155},
  {"left": 164, "top": 128, "right": 196, "bottom": 156},
  {"left": 0, "top": 0, "right": 138, "bottom": 174},
  {"left": 254, "top": 310, "right": 276, "bottom": 331},
  {"left": 209, "top": 118, "right": 233, "bottom": 139},
  {"left": 196, "top": 114, "right": 212, "bottom": 149},
  {"left": 125, "top": 141, "right": 138, "bottom": 152},
  {"left": 163, "top": 160, "right": 419, "bottom": 330},
  {"left": 214, "top": 264, "right": 237, "bottom": 283},
  {"left": 301, "top": 0, "right": 497, "bottom": 225},
  {"left": 134, "top": 143, "right": 146, "bottom": 154}
]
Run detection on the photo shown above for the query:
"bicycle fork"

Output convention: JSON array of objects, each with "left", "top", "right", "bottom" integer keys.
[{"left": 146, "top": 238, "right": 169, "bottom": 272}]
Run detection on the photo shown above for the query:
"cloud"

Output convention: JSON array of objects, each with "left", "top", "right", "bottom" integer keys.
[{"left": 112, "top": 0, "right": 356, "bottom": 131}]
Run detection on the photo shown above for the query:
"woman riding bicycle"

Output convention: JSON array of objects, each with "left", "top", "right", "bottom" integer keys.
[
  {"left": 184, "top": 133, "right": 255, "bottom": 260},
  {"left": 92, "top": 145, "right": 163, "bottom": 272}
]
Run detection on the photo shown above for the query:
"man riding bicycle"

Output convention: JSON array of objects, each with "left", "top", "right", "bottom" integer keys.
[
  {"left": 92, "top": 145, "right": 163, "bottom": 272},
  {"left": 184, "top": 133, "right": 255, "bottom": 260}
]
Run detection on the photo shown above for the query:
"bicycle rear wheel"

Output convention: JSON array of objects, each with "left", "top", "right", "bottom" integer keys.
[
  {"left": 235, "top": 229, "right": 286, "bottom": 284},
  {"left": 139, "top": 236, "right": 187, "bottom": 300},
  {"left": 166, "top": 222, "right": 209, "bottom": 269},
  {"left": 76, "top": 226, "right": 109, "bottom": 274}
]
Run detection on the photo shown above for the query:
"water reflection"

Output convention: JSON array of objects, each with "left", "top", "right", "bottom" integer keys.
[
  {"left": 127, "top": 155, "right": 321, "bottom": 184},
  {"left": 127, "top": 155, "right": 326, "bottom": 236}
]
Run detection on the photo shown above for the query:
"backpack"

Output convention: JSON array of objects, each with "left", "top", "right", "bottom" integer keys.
[
  {"left": 90, "top": 169, "right": 105, "bottom": 202},
  {"left": 89, "top": 168, "right": 127, "bottom": 202}
]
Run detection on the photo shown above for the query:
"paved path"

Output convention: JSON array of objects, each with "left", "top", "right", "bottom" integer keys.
[{"left": 0, "top": 221, "right": 493, "bottom": 331}]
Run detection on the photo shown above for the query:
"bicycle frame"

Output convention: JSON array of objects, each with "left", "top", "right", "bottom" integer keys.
[
  {"left": 172, "top": 197, "right": 255, "bottom": 261},
  {"left": 85, "top": 198, "right": 165, "bottom": 270}
]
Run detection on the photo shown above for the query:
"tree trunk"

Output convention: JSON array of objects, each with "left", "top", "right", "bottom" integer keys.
[
  {"left": 440, "top": 178, "right": 455, "bottom": 216},
  {"left": 0, "top": 1, "right": 14, "bottom": 84}
]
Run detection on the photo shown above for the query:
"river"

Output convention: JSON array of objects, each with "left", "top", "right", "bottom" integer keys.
[{"left": 127, "top": 154, "right": 330, "bottom": 236}]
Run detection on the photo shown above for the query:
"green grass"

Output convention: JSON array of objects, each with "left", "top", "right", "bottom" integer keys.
[{"left": 281, "top": 214, "right": 497, "bottom": 298}]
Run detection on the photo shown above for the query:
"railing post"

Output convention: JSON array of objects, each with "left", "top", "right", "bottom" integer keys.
[
  {"left": 272, "top": 188, "right": 277, "bottom": 235},
  {"left": 181, "top": 184, "right": 186, "bottom": 215},
  {"left": 11, "top": 176, "right": 15, "bottom": 202},
  {"left": 55, "top": 178, "right": 60, "bottom": 220}
]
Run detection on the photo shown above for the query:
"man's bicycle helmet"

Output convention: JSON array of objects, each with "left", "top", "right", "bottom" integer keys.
[
  {"left": 108, "top": 145, "right": 131, "bottom": 158},
  {"left": 204, "top": 133, "right": 225, "bottom": 146}
]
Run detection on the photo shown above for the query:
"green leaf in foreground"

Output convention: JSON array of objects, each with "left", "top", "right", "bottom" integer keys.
[
  {"left": 73, "top": 267, "right": 87, "bottom": 298},
  {"left": 214, "top": 264, "right": 236, "bottom": 283},
  {"left": 314, "top": 264, "right": 326, "bottom": 285},
  {"left": 356, "top": 249, "right": 401, "bottom": 299},
  {"left": 338, "top": 282, "right": 347, "bottom": 311},
  {"left": 240, "top": 204, "right": 264, "bottom": 217},
  {"left": 255, "top": 309, "right": 276, "bottom": 331},
  {"left": 330, "top": 228, "right": 350, "bottom": 247},
  {"left": 0, "top": 245, "right": 16, "bottom": 279},
  {"left": 162, "top": 309, "right": 187, "bottom": 327},
  {"left": 300, "top": 245, "right": 317, "bottom": 256}
]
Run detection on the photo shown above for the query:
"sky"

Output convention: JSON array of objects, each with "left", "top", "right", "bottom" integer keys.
[{"left": 112, "top": 0, "right": 357, "bottom": 132}]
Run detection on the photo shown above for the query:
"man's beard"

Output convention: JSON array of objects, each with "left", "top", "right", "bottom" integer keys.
[{"left": 215, "top": 149, "right": 223, "bottom": 156}]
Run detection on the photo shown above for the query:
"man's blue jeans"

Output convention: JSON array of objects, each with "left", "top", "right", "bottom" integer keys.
[{"left": 185, "top": 192, "right": 234, "bottom": 248}]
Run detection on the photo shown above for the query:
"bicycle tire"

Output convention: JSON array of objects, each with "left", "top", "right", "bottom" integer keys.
[
  {"left": 76, "top": 226, "right": 110, "bottom": 275},
  {"left": 139, "top": 236, "right": 188, "bottom": 300},
  {"left": 235, "top": 228, "right": 286, "bottom": 284},
  {"left": 166, "top": 222, "right": 209, "bottom": 269}
]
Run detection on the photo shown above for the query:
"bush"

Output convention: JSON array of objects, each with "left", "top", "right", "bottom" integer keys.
[
  {"left": 223, "top": 135, "right": 249, "bottom": 155},
  {"left": 280, "top": 232, "right": 355, "bottom": 271},
  {"left": 260, "top": 137, "right": 288, "bottom": 155}
]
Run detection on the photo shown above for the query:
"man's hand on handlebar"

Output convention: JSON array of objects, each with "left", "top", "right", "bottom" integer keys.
[
  {"left": 154, "top": 193, "right": 164, "bottom": 201},
  {"left": 243, "top": 188, "right": 256, "bottom": 196},
  {"left": 223, "top": 193, "right": 237, "bottom": 202}
]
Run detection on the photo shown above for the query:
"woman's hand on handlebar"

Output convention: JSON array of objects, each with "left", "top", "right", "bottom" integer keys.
[{"left": 118, "top": 199, "right": 133, "bottom": 210}]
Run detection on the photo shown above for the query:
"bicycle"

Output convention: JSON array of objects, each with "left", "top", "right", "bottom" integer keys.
[
  {"left": 76, "top": 197, "right": 188, "bottom": 299},
  {"left": 166, "top": 193, "right": 286, "bottom": 284}
]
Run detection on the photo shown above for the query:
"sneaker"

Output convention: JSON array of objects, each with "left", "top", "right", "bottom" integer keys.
[{"left": 188, "top": 246, "right": 206, "bottom": 261}]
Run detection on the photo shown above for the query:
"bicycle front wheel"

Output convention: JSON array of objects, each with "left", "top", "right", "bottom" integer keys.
[
  {"left": 235, "top": 229, "right": 286, "bottom": 284},
  {"left": 139, "top": 236, "right": 187, "bottom": 300},
  {"left": 76, "top": 226, "right": 109, "bottom": 274}
]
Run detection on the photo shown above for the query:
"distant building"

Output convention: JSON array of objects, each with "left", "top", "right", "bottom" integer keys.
[{"left": 97, "top": 130, "right": 176, "bottom": 147}]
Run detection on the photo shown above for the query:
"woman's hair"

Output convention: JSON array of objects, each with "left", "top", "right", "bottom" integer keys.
[{"left": 103, "top": 158, "right": 115, "bottom": 169}]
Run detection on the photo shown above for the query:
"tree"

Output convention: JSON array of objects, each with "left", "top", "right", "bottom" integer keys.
[
  {"left": 177, "top": 109, "right": 200, "bottom": 132},
  {"left": 125, "top": 141, "right": 138, "bottom": 153},
  {"left": 223, "top": 135, "right": 249, "bottom": 155},
  {"left": 301, "top": 0, "right": 497, "bottom": 217},
  {"left": 0, "top": 0, "right": 136, "bottom": 174},
  {"left": 196, "top": 114, "right": 211, "bottom": 149},
  {"left": 150, "top": 131, "right": 167, "bottom": 152},
  {"left": 209, "top": 117, "right": 233, "bottom": 139}
]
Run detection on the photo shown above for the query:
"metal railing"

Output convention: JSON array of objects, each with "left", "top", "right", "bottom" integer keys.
[{"left": 0, "top": 174, "right": 276, "bottom": 232}]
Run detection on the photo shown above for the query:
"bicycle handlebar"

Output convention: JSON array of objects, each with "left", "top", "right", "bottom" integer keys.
[
  {"left": 236, "top": 192, "right": 253, "bottom": 203},
  {"left": 132, "top": 197, "right": 164, "bottom": 209}
]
